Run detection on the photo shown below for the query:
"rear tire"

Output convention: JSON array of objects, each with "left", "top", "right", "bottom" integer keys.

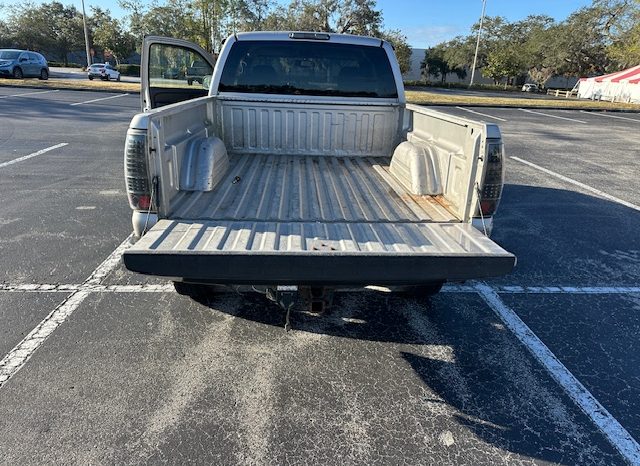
[
  {"left": 395, "top": 282, "right": 444, "bottom": 298},
  {"left": 13, "top": 67, "right": 23, "bottom": 79},
  {"left": 88, "top": 76, "right": 93, "bottom": 80},
  {"left": 187, "top": 78, "right": 193, "bottom": 86},
  {"left": 39, "top": 69, "right": 48, "bottom": 80}
]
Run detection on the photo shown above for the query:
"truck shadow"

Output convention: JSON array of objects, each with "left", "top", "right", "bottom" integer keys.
[{"left": 195, "top": 290, "right": 617, "bottom": 464}]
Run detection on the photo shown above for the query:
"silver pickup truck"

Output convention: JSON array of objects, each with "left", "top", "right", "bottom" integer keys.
[{"left": 123, "top": 32, "right": 515, "bottom": 307}]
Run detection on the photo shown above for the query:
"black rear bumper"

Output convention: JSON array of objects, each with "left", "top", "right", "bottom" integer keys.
[{"left": 123, "top": 251, "right": 516, "bottom": 286}]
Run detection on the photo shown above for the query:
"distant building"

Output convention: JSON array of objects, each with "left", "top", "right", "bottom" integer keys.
[{"left": 403, "top": 48, "right": 425, "bottom": 81}]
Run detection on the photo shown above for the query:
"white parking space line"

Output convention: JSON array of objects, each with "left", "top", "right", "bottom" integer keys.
[
  {"left": 0, "top": 283, "right": 174, "bottom": 293},
  {"left": 69, "top": 93, "right": 129, "bottom": 106},
  {"left": 520, "top": 108, "right": 587, "bottom": 124},
  {"left": 0, "top": 89, "right": 59, "bottom": 99},
  {"left": 496, "top": 285, "right": 640, "bottom": 294},
  {"left": 0, "top": 284, "right": 80, "bottom": 292},
  {"left": 0, "top": 143, "right": 68, "bottom": 169},
  {"left": 511, "top": 156, "right": 640, "bottom": 212},
  {"left": 455, "top": 107, "right": 507, "bottom": 122},
  {"left": 0, "top": 234, "right": 133, "bottom": 388},
  {"left": 579, "top": 110, "right": 640, "bottom": 123},
  {"left": 475, "top": 282, "right": 640, "bottom": 465}
]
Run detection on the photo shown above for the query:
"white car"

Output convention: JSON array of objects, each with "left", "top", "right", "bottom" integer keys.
[
  {"left": 521, "top": 83, "right": 538, "bottom": 93},
  {"left": 87, "top": 63, "right": 121, "bottom": 81}
]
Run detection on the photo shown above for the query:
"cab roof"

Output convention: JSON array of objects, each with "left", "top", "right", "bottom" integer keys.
[{"left": 234, "top": 31, "right": 385, "bottom": 48}]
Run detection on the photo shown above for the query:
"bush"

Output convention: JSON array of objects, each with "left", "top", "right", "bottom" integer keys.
[
  {"left": 403, "top": 80, "right": 521, "bottom": 92},
  {"left": 117, "top": 64, "right": 140, "bottom": 77}
]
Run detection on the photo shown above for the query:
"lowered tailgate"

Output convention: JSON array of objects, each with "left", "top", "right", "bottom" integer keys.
[{"left": 123, "top": 220, "right": 515, "bottom": 285}]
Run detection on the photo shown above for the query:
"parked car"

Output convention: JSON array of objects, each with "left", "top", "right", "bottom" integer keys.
[
  {"left": 186, "top": 60, "right": 212, "bottom": 85},
  {"left": 0, "top": 49, "right": 49, "bottom": 80},
  {"left": 87, "top": 63, "right": 121, "bottom": 81},
  {"left": 162, "top": 67, "right": 184, "bottom": 80},
  {"left": 521, "top": 83, "right": 539, "bottom": 93}
]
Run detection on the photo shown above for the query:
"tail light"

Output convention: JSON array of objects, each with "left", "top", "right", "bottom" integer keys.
[
  {"left": 478, "top": 140, "right": 504, "bottom": 216},
  {"left": 124, "top": 129, "right": 153, "bottom": 211}
]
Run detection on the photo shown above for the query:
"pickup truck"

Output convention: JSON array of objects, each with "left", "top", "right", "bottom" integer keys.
[
  {"left": 185, "top": 59, "right": 210, "bottom": 86},
  {"left": 123, "top": 32, "right": 515, "bottom": 309}
]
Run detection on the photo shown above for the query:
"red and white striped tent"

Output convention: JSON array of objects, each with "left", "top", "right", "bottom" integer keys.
[{"left": 577, "top": 65, "right": 640, "bottom": 103}]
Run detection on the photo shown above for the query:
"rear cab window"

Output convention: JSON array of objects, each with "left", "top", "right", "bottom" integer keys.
[{"left": 219, "top": 40, "right": 398, "bottom": 98}]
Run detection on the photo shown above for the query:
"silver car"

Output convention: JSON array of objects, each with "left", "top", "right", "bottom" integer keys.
[
  {"left": 87, "top": 63, "right": 121, "bottom": 81},
  {"left": 0, "top": 49, "right": 49, "bottom": 80}
]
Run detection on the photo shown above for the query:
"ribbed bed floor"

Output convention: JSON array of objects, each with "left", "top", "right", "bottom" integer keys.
[{"left": 168, "top": 154, "right": 457, "bottom": 223}]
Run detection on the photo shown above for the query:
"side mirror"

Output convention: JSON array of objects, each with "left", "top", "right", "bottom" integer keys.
[{"left": 202, "top": 75, "right": 212, "bottom": 90}]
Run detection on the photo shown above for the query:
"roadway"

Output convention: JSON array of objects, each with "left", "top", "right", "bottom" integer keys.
[
  {"left": 49, "top": 66, "right": 141, "bottom": 83},
  {"left": 0, "top": 87, "right": 638, "bottom": 465}
]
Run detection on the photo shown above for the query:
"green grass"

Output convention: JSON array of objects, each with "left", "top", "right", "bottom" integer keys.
[{"left": 2, "top": 78, "right": 638, "bottom": 111}]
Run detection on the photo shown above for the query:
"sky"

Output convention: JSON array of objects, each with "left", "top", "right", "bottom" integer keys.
[
  {"left": 1, "top": 0, "right": 594, "bottom": 48},
  {"left": 377, "top": 0, "right": 593, "bottom": 47}
]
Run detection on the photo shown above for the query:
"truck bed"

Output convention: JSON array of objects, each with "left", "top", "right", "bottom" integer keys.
[
  {"left": 168, "top": 154, "right": 458, "bottom": 223},
  {"left": 124, "top": 154, "right": 514, "bottom": 285}
]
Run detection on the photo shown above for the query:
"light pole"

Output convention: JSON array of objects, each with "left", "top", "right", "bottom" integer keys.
[
  {"left": 469, "top": 0, "right": 487, "bottom": 88},
  {"left": 81, "top": 0, "right": 91, "bottom": 67}
]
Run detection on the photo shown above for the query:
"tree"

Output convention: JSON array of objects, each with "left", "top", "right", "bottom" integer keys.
[
  {"left": 262, "top": 0, "right": 383, "bottom": 36},
  {"left": 6, "top": 2, "right": 85, "bottom": 65},
  {"left": 237, "top": 0, "right": 272, "bottom": 30},
  {"left": 0, "top": 20, "right": 13, "bottom": 47},
  {"left": 422, "top": 46, "right": 450, "bottom": 83},
  {"left": 520, "top": 19, "right": 559, "bottom": 87},
  {"left": 381, "top": 30, "right": 411, "bottom": 74},
  {"left": 420, "top": 39, "right": 470, "bottom": 83},
  {"left": 335, "top": 0, "right": 381, "bottom": 35},
  {"left": 550, "top": 7, "right": 610, "bottom": 76},
  {"left": 91, "top": 8, "right": 136, "bottom": 64},
  {"left": 441, "top": 37, "right": 474, "bottom": 75},
  {"left": 482, "top": 48, "right": 522, "bottom": 87},
  {"left": 596, "top": 0, "right": 640, "bottom": 67},
  {"left": 608, "top": 22, "right": 640, "bottom": 67}
]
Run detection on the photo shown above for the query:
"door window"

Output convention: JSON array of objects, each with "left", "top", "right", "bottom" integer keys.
[{"left": 149, "top": 44, "right": 213, "bottom": 89}]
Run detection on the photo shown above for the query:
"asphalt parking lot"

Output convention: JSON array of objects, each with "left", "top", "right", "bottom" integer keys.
[{"left": 0, "top": 87, "right": 639, "bottom": 465}]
